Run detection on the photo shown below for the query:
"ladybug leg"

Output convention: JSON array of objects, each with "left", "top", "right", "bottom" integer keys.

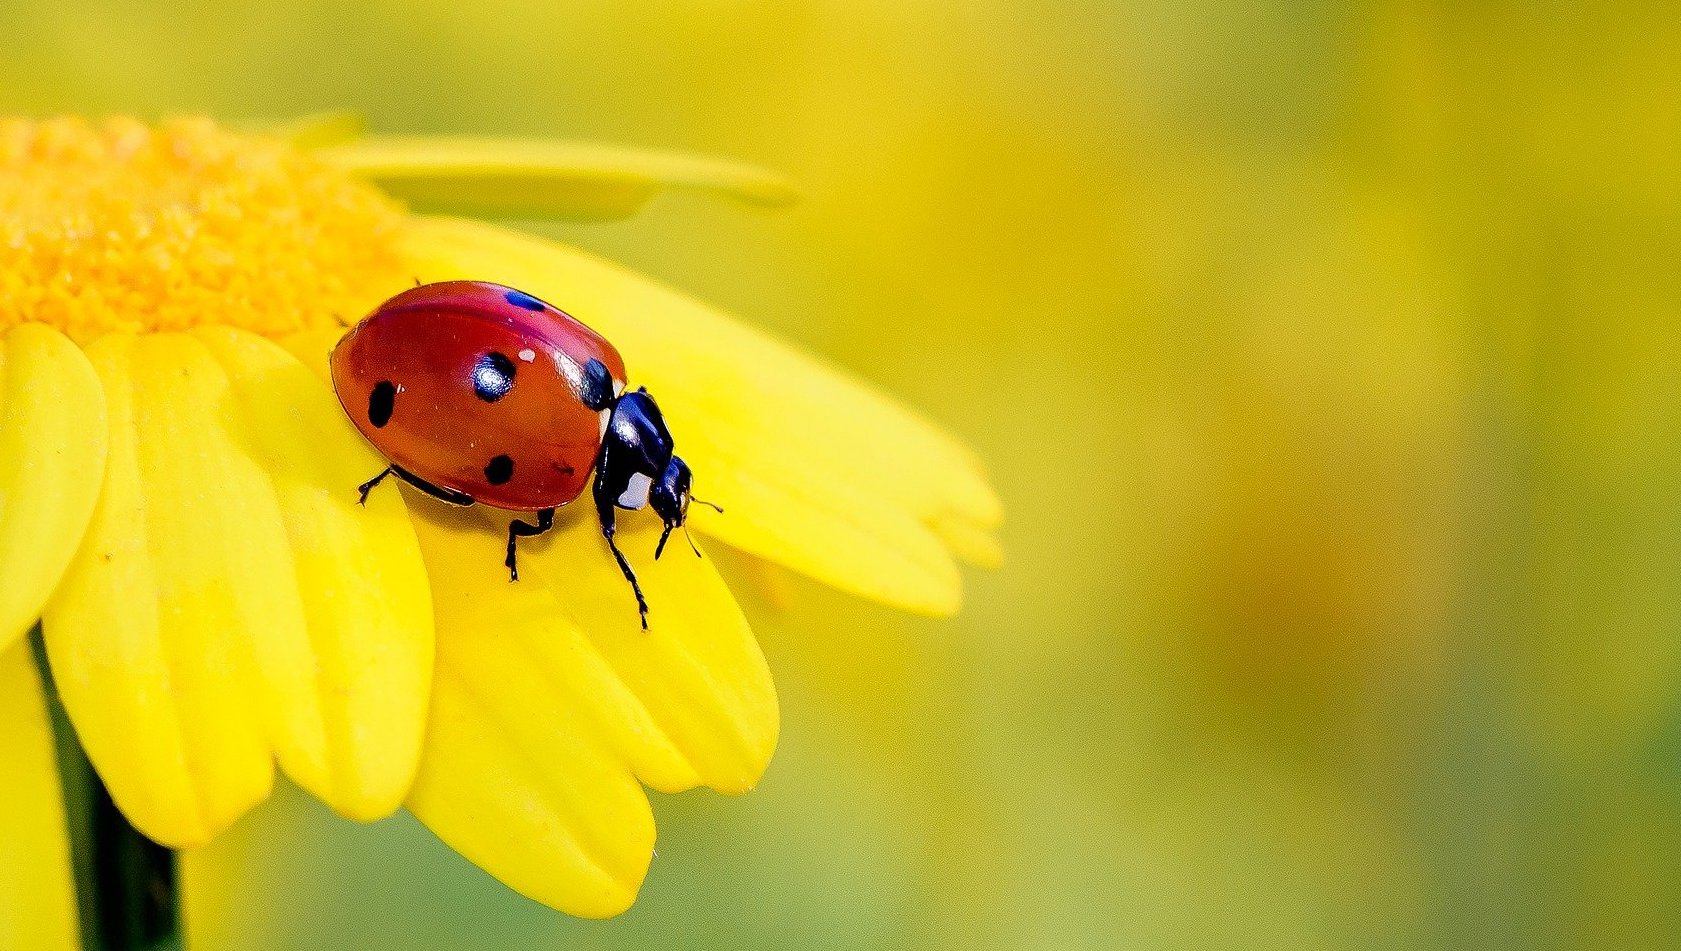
[
  {"left": 357, "top": 467, "right": 395, "bottom": 506},
  {"left": 503, "top": 507, "right": 555, "bottom": 582},
  {"left": 594, "top": 466, "right": 651, "bottom": 629},
  {"left": 392, "top": 466, "right": 476, "bottom": 506},
  {"left": 601, "top": 520, "right": 650, "bottom": 630}
]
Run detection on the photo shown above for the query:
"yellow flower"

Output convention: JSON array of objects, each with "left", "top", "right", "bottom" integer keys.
[{"left": 0, "top": 115, "right": 1000, "bottom": 943}]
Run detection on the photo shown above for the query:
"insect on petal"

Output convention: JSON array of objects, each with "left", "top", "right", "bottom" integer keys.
[{"left": 397, "top": 216, "right": 1000, "bottom": 615}]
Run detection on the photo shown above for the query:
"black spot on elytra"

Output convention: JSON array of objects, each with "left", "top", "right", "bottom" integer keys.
[
  {"left": 484, "top": 454, "right": 515, "bottom": 485},
  {"left": 368, "top": 381, "right": 397, "bottom": 427},
  {"left": 472, "top": 352, "right": 516, "bottom": 403},
  {"left": 504, "top": 289, "right": 546, "bottom": 311}
]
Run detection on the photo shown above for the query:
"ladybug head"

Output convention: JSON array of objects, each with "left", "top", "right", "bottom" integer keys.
[
  {"left": 652, "top": 455, "right": 723, "bottom": 559},
  {"left": 600, "top": 388, "right": 722, "bottom": 560}
]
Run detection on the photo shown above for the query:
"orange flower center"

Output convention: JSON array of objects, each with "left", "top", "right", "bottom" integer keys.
[{"left": 0, "top": 116, "right": 407, "bottom": 341}]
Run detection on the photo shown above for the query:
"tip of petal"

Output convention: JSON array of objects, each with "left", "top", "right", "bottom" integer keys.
[
  {"left": 565, "top": 882, "right": 645, "bottom": 920},
  {"left": 912, "top": 585, "right": 964, "bottom": 618},
  {"left": 930, "top": 512, "right": 1005, "bottom": 569},
  {"left": 324, "top": 793, "right": 406, "bottom": 826},
  {"left": 940, "top": 456, "right": 1007, "bottom": 531}
]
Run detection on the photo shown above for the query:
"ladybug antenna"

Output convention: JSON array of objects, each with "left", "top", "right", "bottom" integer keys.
[
  {"left": 683, "top": 522, "right": 703, "bottom": 559},
  {"left": 690, "top": 495, "right": 724, "bottom": 514}
]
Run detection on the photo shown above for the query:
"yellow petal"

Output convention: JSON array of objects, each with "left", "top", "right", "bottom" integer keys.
[
  {"left": 397, "top": 216, "right": 1000, "bottom": 614},
  {"left": 0, "top": 639, "right": 80, "bottom": 951},
  {"left": 278, "top": 326, "right": 343, "bottom": 387},
  {"left": 43, "top": 333, "right": 278, "bottom": 846},
  {"left": 0, "top": 324, "right": 106, "bottom": 652},
  {"left": 410, "top": 663, "right": 653, "bottom": 919},
  {"left": 404, "top": 500, "right": 776, "bottom": 916},
  {"left": 929, "top": 510, "right": 1005, "bottom": 569},
  {"left": 193, "top": 327, "right": 433, "bottom": 821},
  {"left": 316, "top": 137, "right": 797, "bottom": 221},
  {"left": 714, "top": 547, "right": 805, "bottom": 613},
  {"left": 488, "top": 502, "right": 777, "bottom": 792},
  {"left": 42, "top": 331, "right": 427, "bottom": 846}
]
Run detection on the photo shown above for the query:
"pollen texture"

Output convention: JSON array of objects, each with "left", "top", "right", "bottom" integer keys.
[{"left": 0, "top": 117, "right": 408, "bottom": 341}]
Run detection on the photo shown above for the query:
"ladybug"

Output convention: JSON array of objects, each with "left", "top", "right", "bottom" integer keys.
[{"left": 331, "top": 280, "right": 717, "bottom": 628}]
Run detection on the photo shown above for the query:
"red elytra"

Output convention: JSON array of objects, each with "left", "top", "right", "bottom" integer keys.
[
  {"left": 331, "top": 280, "right": 711, "bottom": 628},
  {"left": 331, "top": 280, "right": 626, "bottom": 511}
]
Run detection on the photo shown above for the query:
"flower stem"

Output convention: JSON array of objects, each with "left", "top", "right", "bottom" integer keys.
[
  {"left": 30, "top": 627, "right": 180, "bottom": 951},
  {"left": 90, "top": 780, "right": 178, "bottom": 950}
]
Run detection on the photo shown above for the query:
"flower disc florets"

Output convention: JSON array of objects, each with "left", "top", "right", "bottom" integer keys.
[{"left": 0, "top": 116, "right": 406, "bottom": 341}]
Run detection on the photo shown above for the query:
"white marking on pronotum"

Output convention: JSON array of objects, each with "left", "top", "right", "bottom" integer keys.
[
  {"left": 518, "top": 348, "right": 536, "bottom": 362},
  {"left": 618, "top": 472, "right": 653, "bottom": 509}
]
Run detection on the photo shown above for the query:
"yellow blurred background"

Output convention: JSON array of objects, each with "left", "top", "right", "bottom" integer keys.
[{"left": 9, "top": 0, "right": 1681, "bottom": 948}]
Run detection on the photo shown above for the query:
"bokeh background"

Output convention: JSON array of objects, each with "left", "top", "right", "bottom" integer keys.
[{"left": 6, "top": 1, "right": 1681, "bottom": 948}]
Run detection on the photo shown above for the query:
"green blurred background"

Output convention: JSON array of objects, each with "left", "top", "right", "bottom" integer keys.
[{"left": 7, "top": 1, "right": 1681, "bottom": 948}]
